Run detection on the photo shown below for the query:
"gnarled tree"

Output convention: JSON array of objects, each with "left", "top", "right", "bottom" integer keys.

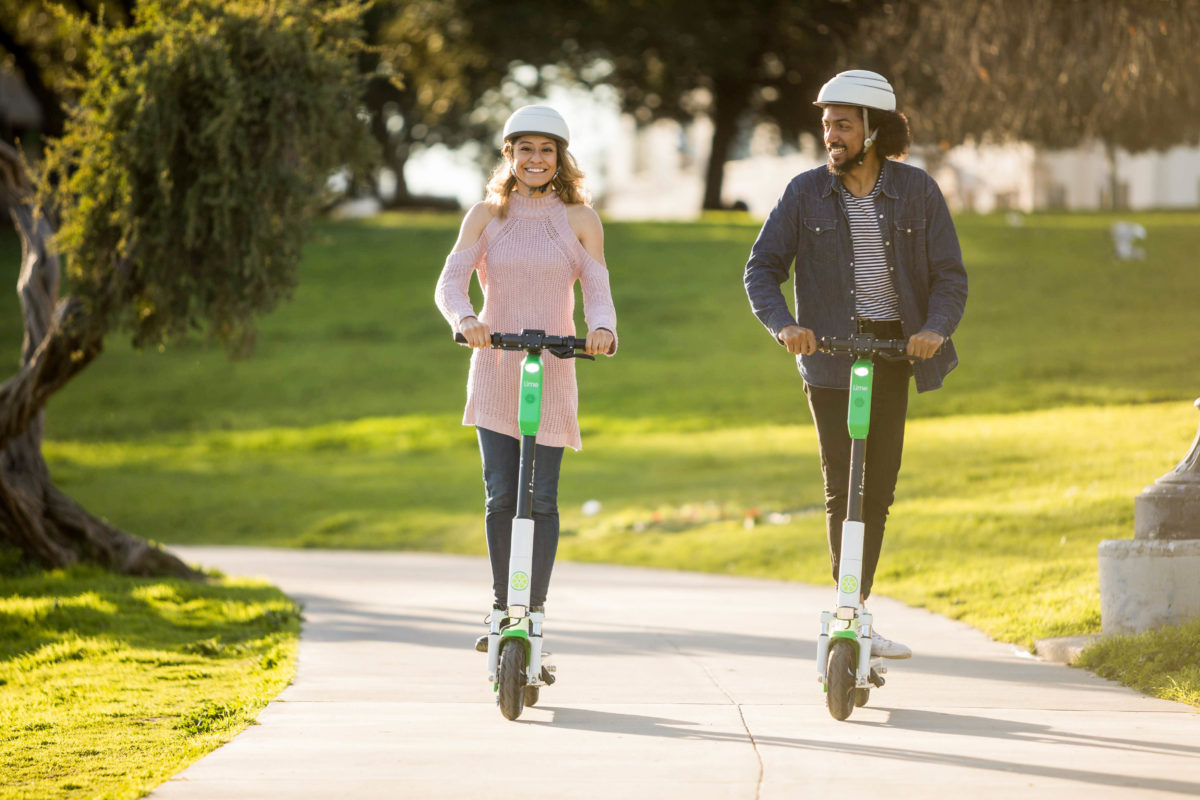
[{"left": 0, "top": 0, "right": 372, "bottom": 576}]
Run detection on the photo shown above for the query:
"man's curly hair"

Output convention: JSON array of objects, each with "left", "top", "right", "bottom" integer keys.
[{"left": 871, "top": 109, "right": 912, "bottom": 159}]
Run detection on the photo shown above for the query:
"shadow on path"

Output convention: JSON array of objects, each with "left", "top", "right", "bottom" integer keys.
[{"left": 529, "top": 705, "right": 1200, "bottom": 795}]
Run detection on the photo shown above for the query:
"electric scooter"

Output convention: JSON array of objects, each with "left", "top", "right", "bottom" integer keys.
[
  {"left": 813, "top": 333, "right": 915, "bottom": 721},
  {"left": 455, "top": 329, "right": 593, "bottom": 720}
]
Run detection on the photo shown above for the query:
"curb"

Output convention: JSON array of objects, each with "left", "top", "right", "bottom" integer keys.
[{"left": 1034, "top": 634, "right": 1102, "bottom": 665}]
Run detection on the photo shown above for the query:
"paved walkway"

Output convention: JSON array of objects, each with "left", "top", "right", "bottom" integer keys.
[{"left": 151, "top": 547, "right": 1199, "bottom": 799}]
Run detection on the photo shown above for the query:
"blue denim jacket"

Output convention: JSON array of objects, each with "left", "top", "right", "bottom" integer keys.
[{"left": 744, "top": 160, "right": 967, "bottom": 392}]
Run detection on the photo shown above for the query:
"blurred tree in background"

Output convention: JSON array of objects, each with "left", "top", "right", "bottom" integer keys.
[
  {"left": 566, "top": 0, "right": 863, "bottom": 210},
  {"left": 6, "top": 1, "right": 1200, "bottom": 212},
  {"left": 361, "top": 0, "right": 491, "bottom": 206},
  {"left": 0, "top": 0, "right": 372, "bottom": 575},
  {"left": 861, "top": 0, "right": 1200, "bottom": 203},
  {"left": 360, "top": 0, "right": 594, "bottom": 207}
]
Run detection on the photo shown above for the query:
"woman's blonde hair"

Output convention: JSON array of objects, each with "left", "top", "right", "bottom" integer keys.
[{"left": 485, "top": 137, "right": 589, "bottom": 218}]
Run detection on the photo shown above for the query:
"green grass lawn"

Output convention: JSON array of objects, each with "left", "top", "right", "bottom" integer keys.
[
  {"left": 1, "top": 208, "right": 1199, "bottom": 796},
  {"left": 0, "top": 555, "right": 298, "bottom": 799}
]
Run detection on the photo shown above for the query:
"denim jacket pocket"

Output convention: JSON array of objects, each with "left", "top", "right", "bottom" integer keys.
[
  {"left": 802, "top": 217, "right": 838, "bottom": 270},
  {"left": 894, "top": 218, "right": 928, "bottom": 280}
]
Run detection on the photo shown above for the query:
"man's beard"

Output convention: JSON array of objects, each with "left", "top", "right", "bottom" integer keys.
[{"left": 826, "top": 143, "right": 865, "bottom": 176}]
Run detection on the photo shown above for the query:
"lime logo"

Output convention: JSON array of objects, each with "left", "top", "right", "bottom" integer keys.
[
  {"left": 510, "top": 571, "right": 530, "bottom": 591},
  {"left": 840, "top": 575, "right": 859, "bottom": 594},
  {"left": 524, "top": 393, "right": 536, "bottom": 404},
  {"left": 854, "top": 397, "right": 865, "bottom": 407}
]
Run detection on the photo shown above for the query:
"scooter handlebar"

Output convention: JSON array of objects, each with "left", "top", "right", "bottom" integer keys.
[
  {"left": 453, "top": 329, "right": 594, "bottom": 359},
  {"left": 817, "top": 334, "right": 917, "bottom": 361}
]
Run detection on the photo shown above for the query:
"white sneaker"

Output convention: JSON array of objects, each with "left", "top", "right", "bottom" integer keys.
[{"left": 870, "top": 629, "right": 912, "bottom": 659}]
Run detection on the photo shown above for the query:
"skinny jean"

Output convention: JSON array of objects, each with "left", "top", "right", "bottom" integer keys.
[
  {"left": 804, "top": 357, "right": 910, "bottom": 601},
  {"left": 477, "top": 426, "right": 564, "bottom": 608}
]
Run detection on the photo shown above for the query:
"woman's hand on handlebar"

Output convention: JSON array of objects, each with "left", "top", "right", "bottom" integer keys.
[
  {"left": 458, "top": 316, "right": 491, "bottom": 348},
  {"left": 906, "top": 329, "right": 945, "bottom": 360},
  {"left": 585, "top": 328, "right": 614, "bottom": 356},
  {"left": 777, "top": 324, "right": 817, "bottom": 356}
]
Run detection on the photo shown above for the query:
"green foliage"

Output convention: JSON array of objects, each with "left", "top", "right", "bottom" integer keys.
[
  {"left": 0, "top": 567, "right": 299, "bottom": 799},
  {"left": 40, "top": 0, "right": 374, "bottom": 351}
]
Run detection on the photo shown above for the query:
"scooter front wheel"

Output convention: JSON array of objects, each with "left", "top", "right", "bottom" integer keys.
[
  {"left": 498, "top": 640, "right": 527, "bottom": 720},
  {"left": 826, "top": 639, "right": 857, "bottom": 721}
]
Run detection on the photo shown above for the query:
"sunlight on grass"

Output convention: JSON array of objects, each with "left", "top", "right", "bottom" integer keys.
[
  {"left": 0, "top": 566, "right": 299, "bottom": 800},
  {"left": 38, "top": 401, "right": 1198, "bottom": 655},
  {"left": 1077, "top": 616, "right": 1200, "bottom": 707}
]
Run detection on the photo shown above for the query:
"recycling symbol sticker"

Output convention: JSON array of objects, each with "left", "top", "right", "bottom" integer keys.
[
  {"left": 510, "top": 571, "right": 530, "bottom": 591},
  {"left": 840, "top": 575, "right": 859, "bottom": 594}
]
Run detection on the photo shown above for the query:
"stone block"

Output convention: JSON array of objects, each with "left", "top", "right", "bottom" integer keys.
[{"left": 1098, "top": 538, "right": 1200, "bottom": 635}]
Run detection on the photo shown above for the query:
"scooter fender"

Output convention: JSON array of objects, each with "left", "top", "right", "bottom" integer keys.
[
  {"left": 498, "top": 623, "right": 531, "bottom": 685},
  {"left": 827, "top": 629, "right": 860, "bottom": 691}
]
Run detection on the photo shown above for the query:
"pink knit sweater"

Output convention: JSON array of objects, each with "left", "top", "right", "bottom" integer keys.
[{"left": 434, "top": 192, "right": 618, "bottom": 450}]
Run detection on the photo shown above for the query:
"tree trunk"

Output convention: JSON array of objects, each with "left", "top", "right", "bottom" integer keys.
[
  {"left": 0, "top": 142, "right": 199, "bottom": 578},
  {"left": 1105, "top": 141, "right": 1121, "bottom": 211},
  {"left": 702, "top": 79, "right": 749, "bottom": 211},
  {"left": 382, "top": 139, "right": 412, "bottom": 207}
]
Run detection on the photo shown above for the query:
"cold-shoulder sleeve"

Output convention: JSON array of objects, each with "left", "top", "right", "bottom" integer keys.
[{"left": 434, "top": 236, "right": 486, "bottom": 333}]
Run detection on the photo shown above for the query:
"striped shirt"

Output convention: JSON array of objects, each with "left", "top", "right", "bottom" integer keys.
[{"left": 841, "top": 176, "right": 900, "bottom": 320}]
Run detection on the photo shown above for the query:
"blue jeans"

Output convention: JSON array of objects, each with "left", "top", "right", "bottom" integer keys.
[{"left": 477, "top": 426, "right": 564, "bottom": 608}]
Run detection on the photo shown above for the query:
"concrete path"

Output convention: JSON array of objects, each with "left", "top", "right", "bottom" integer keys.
[{"left": 151, "top": 547, "right": 1199, "bottom": 799}]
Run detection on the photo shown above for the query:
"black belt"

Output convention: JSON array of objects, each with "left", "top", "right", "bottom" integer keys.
[{"left": 856, "top": 318, "right": 904, "bottom": 338}]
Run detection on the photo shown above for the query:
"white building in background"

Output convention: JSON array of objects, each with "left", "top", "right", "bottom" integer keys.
[
  {"left": 597, "top": 116, "right": 1200, "bottom": 219},
  {"left": 932, "top": 140, "right": 1200, "bottom": 213}
]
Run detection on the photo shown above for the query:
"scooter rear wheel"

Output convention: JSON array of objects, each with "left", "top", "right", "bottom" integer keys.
[
  {"left": 523, "top": 686, "right": 540, "bottom": 706},
  {"left": 498, "top": 640, "right": 526, "bottom": 720},
  {"left": 854, "top": 688, "right": 870, "bottom": 707},
  {"left": 826, "top": 639, "right": 857, "bottom": 721}
]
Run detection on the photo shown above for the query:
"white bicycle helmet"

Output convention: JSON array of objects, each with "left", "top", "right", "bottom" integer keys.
[
  {"left": 502, "top": 105, "right": 570, "bottom": 146},
  {"left": 813, "top": 70, "right": 896, "bottom": 112}
]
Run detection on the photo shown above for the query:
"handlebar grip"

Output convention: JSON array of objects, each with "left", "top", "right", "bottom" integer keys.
[{"left": 454, "top": 332, "right": 467, "bottom": 344}]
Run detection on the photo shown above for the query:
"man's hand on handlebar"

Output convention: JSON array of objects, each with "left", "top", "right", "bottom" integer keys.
[
  {"left": 585, "top": 328, "right": 614, "bottom": 356},
  {"left": 777, "top": 324, "right": 817, "bottom": 356},
  {"left": 458, "top": 316, "right": 490, "bottom": 348},
  {"left": 906, "top": 329, "right": 945, "bottom": 360}
]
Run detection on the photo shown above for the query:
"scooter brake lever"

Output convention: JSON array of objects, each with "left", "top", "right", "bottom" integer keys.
[{"left": 549, "top": 346, "right": 595, "bottom": 360}]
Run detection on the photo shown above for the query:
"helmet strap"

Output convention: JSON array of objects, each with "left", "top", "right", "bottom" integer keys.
[{"left": 856, "top": 108, "right": 879, "bottom": 166}]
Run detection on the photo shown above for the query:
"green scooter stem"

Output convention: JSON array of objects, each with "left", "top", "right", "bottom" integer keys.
[
  {"left": 844, "top": 356, "right": 873, "bottom": 524},
  {"left": 516, "top": 351, "right": 542, "bottom": 519}
]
